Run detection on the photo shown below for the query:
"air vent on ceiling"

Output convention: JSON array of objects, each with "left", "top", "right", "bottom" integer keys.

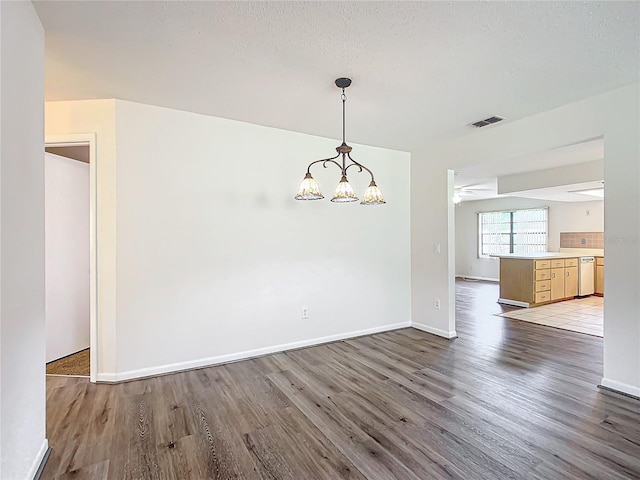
[{"left": 469, "top": 116, "right": 504, "bottom": 128}]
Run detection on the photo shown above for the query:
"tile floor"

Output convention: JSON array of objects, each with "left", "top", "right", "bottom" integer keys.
[{"left": 497, "top": 295, "right": 604, "bottom": 337}]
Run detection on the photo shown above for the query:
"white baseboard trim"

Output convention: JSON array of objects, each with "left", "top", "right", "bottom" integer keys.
[
  {"left": 96, "top": 372, "right": 118, "bottom": 383},
  {"left": 456, "top": 275, "right": 499, "bottom": 282},
  {"left": 599, "top": 377, "right": 640, "bottom": 398},
  {"left": 27, "top": 439, "right": 49, "bottom": 480},
  {"left": 411, "top": 322, "right": 457, "bottom": 339},
  {"left": 97, "top": 321, "right": 411, "bottom": 383},
  {"left": 498, "top": 298, "right": 529, "bottom": 308}
]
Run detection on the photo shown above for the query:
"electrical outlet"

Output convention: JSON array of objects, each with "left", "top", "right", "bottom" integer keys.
[
  {"left": 434, "top": 243, "right": 441, "bottom": 254},
  {"left": 434, "top": 299, "right": 441, "bottom": 310},
  {"left": 301, "top": 306, "right": 309, "bottom": 319}
]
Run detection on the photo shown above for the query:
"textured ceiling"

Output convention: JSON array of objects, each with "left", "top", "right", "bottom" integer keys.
[{"left": 34, "top": 1, "right": 639, "bottom": 152}]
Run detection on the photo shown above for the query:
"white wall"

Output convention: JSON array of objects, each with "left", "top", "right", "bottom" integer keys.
[
  {"left": 0, "top": 2, "right": 48, "bottom": 478},
  {"left": 455, "top": 197, "right": 604, "bottom": 280},
  {"left": 46, "top": 99, "right": 411, "bottom": 381},
  {"left": 411, "top": 166, "right": 457, "bottom": 337},
  {"left": 412, "top": 82, "right": 640, "bottom": 397},
  {"left": 45, "top": 153, "right": 90, "bottom": 362},
  {"left": 46, "top": 100, "right": 117, "bottom": 376}
]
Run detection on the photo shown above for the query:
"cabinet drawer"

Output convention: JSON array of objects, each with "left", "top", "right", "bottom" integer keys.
[
  {"left": 535, "top": 280, "right": 551, "bottom": 292},
  {"left": 551, "top": 259, "right": 565, "bottom": 268},
  {"left": 535, "top": 269, "right": 551, "bottom": 281},
  {"left": 535, "top": 260, "right": 551, "bottom": 269},
  {"left": 535, "top": 291, "right": 551, "bottom": 303},
  {"left": 596, "top": 257, "right": 604, "bottom": 266},
  {"left": 565, "top": 258, "right": 578, "bottom": 267}
]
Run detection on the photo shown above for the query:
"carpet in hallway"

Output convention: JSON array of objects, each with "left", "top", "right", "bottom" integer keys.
[{"left": 46, "top": 348, "right": 90, "bottom": 376}]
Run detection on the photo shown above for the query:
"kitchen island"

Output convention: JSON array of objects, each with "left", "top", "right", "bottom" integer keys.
[{"left": 494, "top": 253, "right": 582, "bottom": 307}]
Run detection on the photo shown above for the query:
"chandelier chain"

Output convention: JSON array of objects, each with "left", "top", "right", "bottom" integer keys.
[{"left": 341, "top": 90, "right": 347, "bottom": 146}]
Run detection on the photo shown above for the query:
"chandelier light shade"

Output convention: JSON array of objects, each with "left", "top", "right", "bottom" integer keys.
[
  {"left": 361, "top": 181, "right": 385, "bottom": 205},
  {"left": 331, "top": 176, "right": 359, "bottom": 202},
  {"left": 295, "top": 78, "right": 386, "bottom": 206},
  {"left": 295, "top": 173, "right": 324, "bottom": 200}
]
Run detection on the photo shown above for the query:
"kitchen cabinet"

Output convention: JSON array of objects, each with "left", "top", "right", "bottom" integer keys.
[
  {"left": 550, "top": 259, "right": 578, "bottom": 301},
  {"left": 498, "top": 258, "right": 543, "bottom": 306},
  {"left": 533, "top": 259, "right": 551, "bottom": 303},
  {"left": 551, "top": 267, "right": 565, "bottom": 301},
  {"left": 497, "top": 255, "right": 581, "bottom": 307},
  {"left": 595, "top": 257, "right": 604, "bottom": 296},
  {"left": 565, "top": 265, "right": 579, "bottom": 297}
]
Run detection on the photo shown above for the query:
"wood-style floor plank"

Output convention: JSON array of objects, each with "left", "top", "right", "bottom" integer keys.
[
  {"left": 53, "top": 459, "right": 109, "bottom": 480},
  {"left": 42, "top": 280, "right": 640, "bottom": 479}
]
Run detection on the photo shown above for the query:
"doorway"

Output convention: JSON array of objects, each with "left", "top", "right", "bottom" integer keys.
[
  {"left": 44, "top": 134, "right": 97, "bottom": 382},
  {"left": 451, "top": 138, "right": 605, "bottom": 339}
]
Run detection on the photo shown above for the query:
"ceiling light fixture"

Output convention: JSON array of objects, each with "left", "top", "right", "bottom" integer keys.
[{"left": 295, "top": 78, "right": 385, "bottom": 205}]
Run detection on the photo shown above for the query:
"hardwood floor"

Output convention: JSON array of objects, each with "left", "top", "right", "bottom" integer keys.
[{"left": 41, "top": 280, "right": 640, "bottom": 479}]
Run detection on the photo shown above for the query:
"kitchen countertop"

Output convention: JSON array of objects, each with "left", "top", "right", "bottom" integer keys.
[
  {"left": 558, "top": 248, "right": 604, "bottom": 256},
  {"left": 492, "top": 252, "right": 599, "bottom": 260}
]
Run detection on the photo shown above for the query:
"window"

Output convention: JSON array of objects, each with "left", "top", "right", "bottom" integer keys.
[{"left": 478, "top": 207, "right": 547, "bottom": 258}]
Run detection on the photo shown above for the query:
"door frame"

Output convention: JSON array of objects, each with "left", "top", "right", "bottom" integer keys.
[{"left": 45, "top": 133, "right": 98, "bottom": 382}]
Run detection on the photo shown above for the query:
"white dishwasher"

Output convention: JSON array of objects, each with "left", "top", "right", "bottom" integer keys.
[{"left": 578, "top": 257, "right": 595, "bottom": 296}]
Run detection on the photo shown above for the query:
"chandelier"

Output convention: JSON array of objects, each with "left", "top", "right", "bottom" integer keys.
[{"left": 295, "top": 78, "right": 386, "bottom": 205}]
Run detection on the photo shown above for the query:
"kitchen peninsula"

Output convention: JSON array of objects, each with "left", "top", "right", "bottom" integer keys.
[{"left": 495, "top": 252, "right": 589, "bottom": 307}]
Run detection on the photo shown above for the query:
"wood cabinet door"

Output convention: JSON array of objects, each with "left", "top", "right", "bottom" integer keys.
[
  {"left": 550, "top": 267, "right": 565, "bottom": 300},
  {"left": 564, "top": 266, "right": 578, "bottom": 298},
  {"left": 595, "top": 265, "right": 604, "bottom": 295}
]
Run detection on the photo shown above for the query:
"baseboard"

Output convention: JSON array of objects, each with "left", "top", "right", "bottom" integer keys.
[
  {"left": 96, "top": 372, "right": 118, "bottom": 383},
  {"left": 27, "top": 439, "right": 49, "bottom": 480},
  {"left": 498, "top": 298, "right": 529, "bottom": 308},
  {"left": 411, "top": 322, "right": 457, "bottom": 339},
  {"left": 455, "top": 275, "right": 499, "bottom": 282},
  {"left": 97, "top": 321, "right": 411, "bottom": 383},
  {"left": 599, "top": 378, "right": 640, "bottom": 399}
]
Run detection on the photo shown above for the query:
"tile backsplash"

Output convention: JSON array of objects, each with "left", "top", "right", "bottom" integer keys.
[{"left": 560, "top": 232, "right": 604, "bottom": 249}]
